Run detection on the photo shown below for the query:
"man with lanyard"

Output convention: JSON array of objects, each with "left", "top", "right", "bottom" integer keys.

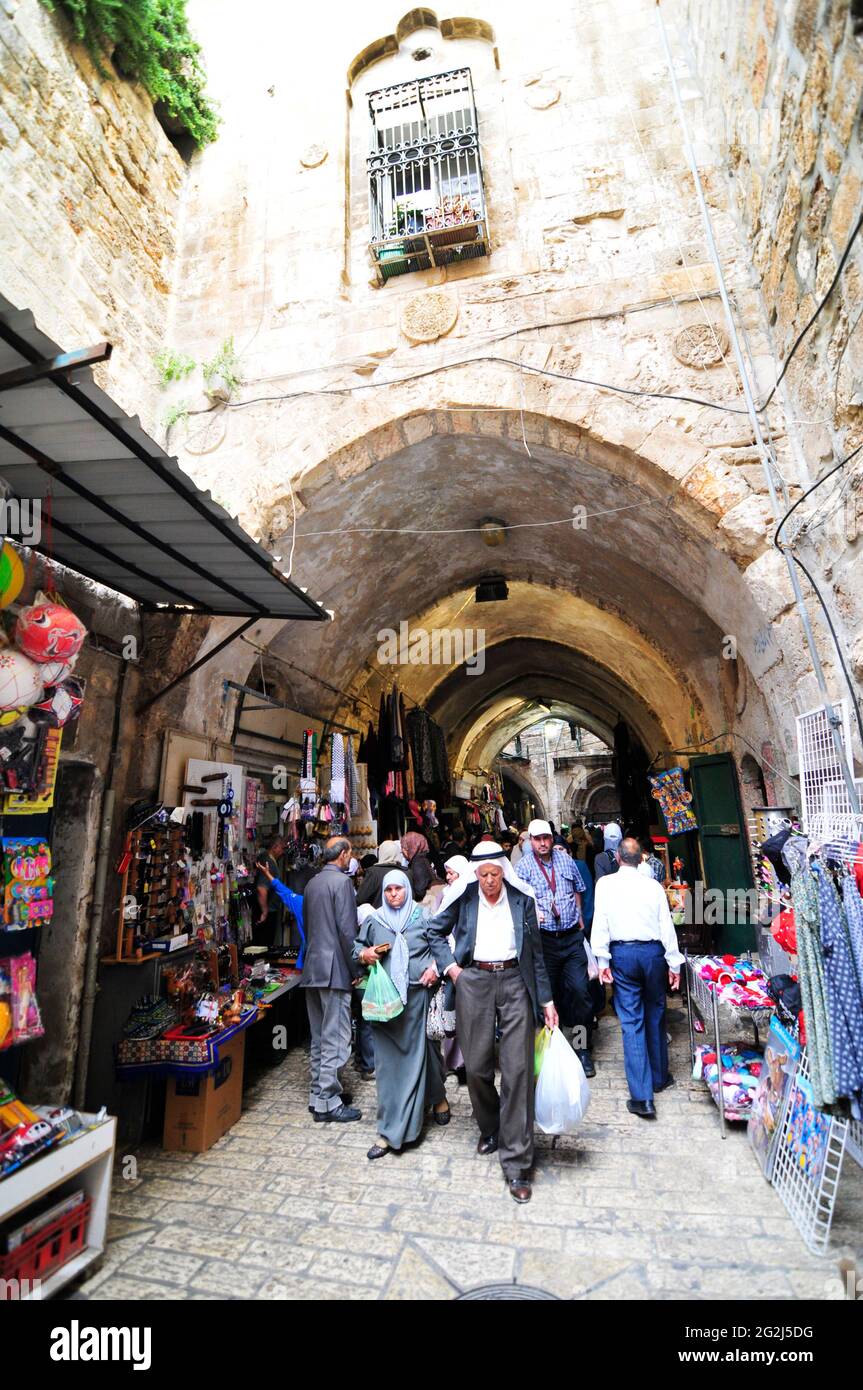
[{"left": 516, "top": 818, "right": 596, "bottom": 1078}]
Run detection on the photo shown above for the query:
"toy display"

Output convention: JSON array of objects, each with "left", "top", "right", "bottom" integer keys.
[
  {"left": 2, "top": 837, "right": 53, "bottom": 929},
  {"left": 649, "top": 766, "right": 698, "bottom": 834},
  {"left": 781, "top": 1075, "right": 832, "bottom": 1189}
]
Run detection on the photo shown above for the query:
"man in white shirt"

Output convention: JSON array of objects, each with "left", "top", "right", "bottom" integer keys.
[
  {"left": 427, "top": 844, "right": 557, "bottom": 1204},
  {"left": 592, "top": 837, "right": 683, "bottom": 1119}
]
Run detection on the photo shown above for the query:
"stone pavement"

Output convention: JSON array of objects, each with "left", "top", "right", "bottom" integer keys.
[{"left": 75, "top": 998, "right": 863, "bottom": 1301}]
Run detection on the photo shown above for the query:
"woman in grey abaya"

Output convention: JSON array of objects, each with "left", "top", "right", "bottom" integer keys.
[{"left": 354, "top": 869, "right": 449, "bottom": 1160}]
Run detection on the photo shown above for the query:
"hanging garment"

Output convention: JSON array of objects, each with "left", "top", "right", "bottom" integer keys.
[
  {"left": 841, "top": 874, "right": 863, "bottom": 996},
  {"left": 815, "top": 865, "right": 863, "bottom": 1116},
  {"left": 330, "top": 733, "right": 346, "bottom": 807},
  {"left": 406, "top": 708, "right": 435, "bottom": 786},
  {"left": 790, "top": 867, "right": 837, "bottom": 1110},
  {"left": 345, "top": 735, "right": 359, "bottom": 817}
]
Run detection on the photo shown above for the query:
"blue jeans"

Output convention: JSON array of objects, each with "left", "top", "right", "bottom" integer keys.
[{"left": 610, "top": 940, "right": 669, "bottom": 1102}]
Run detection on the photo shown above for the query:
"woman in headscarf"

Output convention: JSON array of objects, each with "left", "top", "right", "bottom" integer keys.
[
  {"left": 593, "top": 821, "right": 623, "bottom": 880},
  {"left": 353, "top": 869, "right": 449, "bottom": 1159},
  {"left": 355, "top": 839, "right": 403, "bottom": 908},
  {"left": 401, "top": 831, "right": 435, "bottom": 901}
]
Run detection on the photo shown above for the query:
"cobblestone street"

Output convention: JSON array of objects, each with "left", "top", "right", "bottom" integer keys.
[{"left": 76, "top": 999, "right": 863, "bottom": 1302}]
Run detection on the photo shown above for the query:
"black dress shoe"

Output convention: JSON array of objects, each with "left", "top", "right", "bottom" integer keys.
[
  {"left": 626, "top": 1099, "right": 657, "bottom": 1119},
  {"left": 508, "top": 1177, "right": 532, "bottom": 1203},
  {"left": 315, "top": 1103, "right": 362, "bottom": 1123},
  {"left": 477, "top": 1133, "right": 499, "bottom": 1155},
  {"left": 432, "top": 1104, "right": 451, "bottom": 1126},
  {"left": 367, "top": 1142, "right": 391, "bottom": 1160},
  {"left": 577, "top": 1050, "right": 596, "bottom": 1079},
  {"left": 655, "top": 1073, "right": 675, "bottom": 1092}
]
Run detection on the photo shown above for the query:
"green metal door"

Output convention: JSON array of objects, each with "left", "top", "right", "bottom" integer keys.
[{"left": 689, "top": 753, "right": 755, "bottom": 954}]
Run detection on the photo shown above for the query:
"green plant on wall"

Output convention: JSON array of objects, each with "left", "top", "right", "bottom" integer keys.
[
  {"left": 39, "top": 0, "right": 219, "bottom": 146},
  {"left": 202, "top": 336, "right": 241, "bottom": 400},
  {"left": 153, "top": 347, "right": 196, "bottom": 386},
  {"left": 163, "top": 399, "right": 190, "bottom": 433}
]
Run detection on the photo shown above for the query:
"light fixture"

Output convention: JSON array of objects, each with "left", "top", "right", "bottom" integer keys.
[
  {"left": 478, "top": 517, "right": 507, "bottom": 547},
  {"left": 475, "top": 575, "right": 509, "bottom": 603}
]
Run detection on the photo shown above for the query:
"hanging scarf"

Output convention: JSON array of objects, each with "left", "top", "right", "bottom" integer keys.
[
  {"left": 345, "top": 736, "right": 359, "bottom": 817},
  {"left": 369, "top": 868, "right": 414, "bottom": 1003},
  {"left": 330, "top": 733, "right": 346, "bottom": 807}
]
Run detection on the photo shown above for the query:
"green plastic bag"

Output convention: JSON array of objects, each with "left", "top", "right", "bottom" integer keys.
[
  {"left": 361, "top": 961, "right": 405, "bottom": 1023},
  {"left": 534, "top": 1025, "right": 553, "bottom": 1079}
]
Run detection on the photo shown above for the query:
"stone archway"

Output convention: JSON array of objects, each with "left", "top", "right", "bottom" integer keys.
[{"left": 174, "top": 400, "right": 800, "bottom": 800}]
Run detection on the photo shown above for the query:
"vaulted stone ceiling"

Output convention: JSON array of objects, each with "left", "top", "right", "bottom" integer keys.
[{"left": 253, "top": 423, "right": 780, "bottom": 760}]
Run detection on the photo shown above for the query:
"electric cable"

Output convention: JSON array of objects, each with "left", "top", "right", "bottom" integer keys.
[
  {"left": 786, "top": 550, "right": 863, "bottom": 755},
  {"left": 773, "top": 440, "right": 863, "bottom": 547},
  {"left": 758, "top": 209, "right": 863, "bottom": 412}
]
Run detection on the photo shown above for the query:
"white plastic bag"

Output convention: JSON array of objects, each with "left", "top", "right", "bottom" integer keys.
[
  {"left": 534, "top": 1027, "right": 591, "bottom": 1134},
  {"left": 584, "top": 937, "right": 600, "bottom": 980}
]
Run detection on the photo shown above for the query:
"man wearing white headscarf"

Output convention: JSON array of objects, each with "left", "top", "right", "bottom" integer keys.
[{"left": 426, "top": 843, "right": 556, "bottom": 1204}]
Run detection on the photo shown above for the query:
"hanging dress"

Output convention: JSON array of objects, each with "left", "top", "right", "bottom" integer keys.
[
  {"left": 815, "top": 865, "right": 863, "bottom": 1118},
  {"left": 790, "top": 865, "right": 837, "bottom": 1109}
]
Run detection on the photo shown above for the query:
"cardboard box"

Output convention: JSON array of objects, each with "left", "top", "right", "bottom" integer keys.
[{"left": 162, "top": 1032, "right": 245, "bottom": 1153}]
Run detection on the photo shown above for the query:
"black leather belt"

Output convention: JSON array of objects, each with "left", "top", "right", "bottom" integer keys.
[
  {"left": 471, "top": 958, "right": 519, "bottom": 972},
  {"left": 539, "top": 925, "right": 581, "bottom": 937}
]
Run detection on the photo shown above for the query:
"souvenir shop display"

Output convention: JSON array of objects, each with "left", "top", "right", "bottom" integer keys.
[
  {"left": 748, "top": 1018, "right": 801, "bottom": 1177},
  {"left": 649, "top": 765, "right": 698, "bottom": 834},
  {"left": 108, "top": 819, "right": 188, "bottom": 962},
  {"left": 357, "top": 685, "right": 449, "bottom": 843},
  {"left": 685, "top": 950, "right": 775, "bottom": 1134}
]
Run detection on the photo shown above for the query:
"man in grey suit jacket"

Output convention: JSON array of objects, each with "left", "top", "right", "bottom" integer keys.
[
  {"left": 301, "top": 836, "right": 362, "bottom": 1123},
  {"left": 427, "top": 844, "right": 557, "bottom": 1203}
]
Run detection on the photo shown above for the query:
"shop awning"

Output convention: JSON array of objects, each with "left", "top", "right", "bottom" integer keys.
[{"left": 0, "top": 295, "right": 327, "bottom": 621}]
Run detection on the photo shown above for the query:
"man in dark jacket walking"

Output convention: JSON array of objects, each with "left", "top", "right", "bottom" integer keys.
[
  {"left": 301, "top": 836, "right": 362, "bottom": 1123},
  {"left": 426, "top": 843, "right": 557, "bottom": 1204}
]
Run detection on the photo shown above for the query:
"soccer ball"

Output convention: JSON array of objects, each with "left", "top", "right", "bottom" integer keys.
[{"left": 15, "top": 600, "right": 86, "bottom": 664}]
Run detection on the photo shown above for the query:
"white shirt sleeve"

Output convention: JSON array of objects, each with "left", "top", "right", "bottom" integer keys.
[
  {"left": 591, "top": 879, "right": 612, "bottom": 965},
  {"left": 655, "top": 884, "right": 684, "bottom": 970}
]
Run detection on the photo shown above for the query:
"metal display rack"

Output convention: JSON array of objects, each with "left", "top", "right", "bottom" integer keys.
[
  {"left": 768, "top": 1047, "right": 850, "bottom": 1257},
  {"left": 684, "top": 951, "right": 771, "bottom": 1136}
]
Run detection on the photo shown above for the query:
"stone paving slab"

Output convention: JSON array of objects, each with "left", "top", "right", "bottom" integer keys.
[{"left": 74, "top": 998, "right": 862, "bottom": 1301}]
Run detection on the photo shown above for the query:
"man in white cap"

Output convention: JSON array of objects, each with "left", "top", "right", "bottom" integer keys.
[
  {"left": 426, "top": 843, "right": 557, "bottom": 1204},
  {"left": 516, "top": 819, "right": 595, "bottom": 1078}
]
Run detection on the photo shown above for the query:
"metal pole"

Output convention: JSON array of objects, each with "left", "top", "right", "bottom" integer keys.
[
  {"left": 656, "top": 2, "right": 860, "bottom": 817},
  {"left": 711, "top": 986, "right": 726, "bottom": 1139},
  {"left": 74, "top": 788, "right": 114, "bottom": 1110}
]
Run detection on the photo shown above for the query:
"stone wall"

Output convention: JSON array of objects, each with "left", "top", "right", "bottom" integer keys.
[
  {"left": 679, "top": 0, "right": 863, "bottom": 699},
  {"left": 0, "top": 0, "right": 185, "bottom": 423}
]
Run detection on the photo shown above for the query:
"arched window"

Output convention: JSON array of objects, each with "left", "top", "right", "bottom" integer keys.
[{"left": 348, "top": 11, "right": 497, "bottom": 285}]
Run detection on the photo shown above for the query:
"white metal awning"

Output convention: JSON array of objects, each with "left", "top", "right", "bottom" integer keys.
[{"left": 0, "top": 294, "right": 327, "bottom": 622}]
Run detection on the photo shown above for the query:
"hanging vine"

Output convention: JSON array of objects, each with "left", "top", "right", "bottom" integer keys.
[{"left": 40, "top": 0, "right": 219, "bottom": 146}]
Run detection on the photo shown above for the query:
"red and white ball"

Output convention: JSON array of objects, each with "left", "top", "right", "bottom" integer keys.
[{"left": 15, "top": 600, "right": 86, "bottom": 664}]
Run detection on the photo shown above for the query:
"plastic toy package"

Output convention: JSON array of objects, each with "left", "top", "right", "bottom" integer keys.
[
  {"left": 0, "top": 952, "right": 44, "bottom": 1049},
  {"left": 2, "top": 837, "right": 53, "bottom": 929}
]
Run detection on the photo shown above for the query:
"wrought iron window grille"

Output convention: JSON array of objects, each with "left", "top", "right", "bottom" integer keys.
[{"left": 367, "top": 67, "right": 490, "bottom": 283}]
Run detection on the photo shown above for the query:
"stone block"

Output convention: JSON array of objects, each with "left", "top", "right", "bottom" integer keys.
[{"left": 829, "top": 169, "right": 863, "bottom": 250}]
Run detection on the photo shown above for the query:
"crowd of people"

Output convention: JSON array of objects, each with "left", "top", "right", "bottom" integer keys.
[{"left": 255, "top": 814, "right": 683, "bottom": 1203}]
